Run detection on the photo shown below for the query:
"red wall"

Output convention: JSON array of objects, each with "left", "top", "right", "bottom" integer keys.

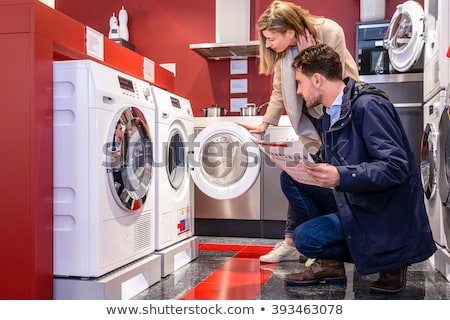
[{"left": 56, "top": 0, "right": 424, "bottom": 117}]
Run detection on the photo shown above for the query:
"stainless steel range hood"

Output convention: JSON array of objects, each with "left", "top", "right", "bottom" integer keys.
[
  {"left": 189, "top": 41, "right": 259, "bottom": 60},
  {"left": 189, "top": 0, "right": 259, "bottom": 60}
]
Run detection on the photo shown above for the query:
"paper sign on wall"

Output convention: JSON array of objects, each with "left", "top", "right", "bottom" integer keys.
[
  {"left": 230, "top": 98, "right": 248, "bottom": 112},
  {"left": 143, "top": 57, "right": 155, "bottom": 84},
  {"left": 85, "top": 26, "right": 104, "bottom": 61},
  {"left": 230, "top": 79, "right": 248, "bottom": 94}
]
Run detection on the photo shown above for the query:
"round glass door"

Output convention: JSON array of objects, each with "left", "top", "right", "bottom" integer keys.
[
  {"left": 384, "top": 0, "right": 424, "bottom": 72},
  {"left": 420, "top": 123, "right": 438, "bottom": 199},
  {"left": 190, "top": 122, "right": 261, "bottom": 200},
  {"left": 166, "top": 127, "right": 187, "bottom": 190},
  {"left": 107, "top": 106, "right": 153, "bottom": 211},
  {"left": 439, "top": 106, "right": 450, "bottom": 205}
]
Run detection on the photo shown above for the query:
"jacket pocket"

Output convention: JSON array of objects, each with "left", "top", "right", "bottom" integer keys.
[{"left": 345, "top": 190, "right": 393, "bottom": 214}]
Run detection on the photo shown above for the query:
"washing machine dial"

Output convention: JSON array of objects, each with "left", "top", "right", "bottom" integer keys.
[{"left": 142, "top": 87, "right": 151, "bottom": 100}]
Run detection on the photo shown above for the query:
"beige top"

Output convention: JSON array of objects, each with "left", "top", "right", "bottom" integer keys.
[{"left": 262, "top": 17, "right": 359, "bottom": 151}]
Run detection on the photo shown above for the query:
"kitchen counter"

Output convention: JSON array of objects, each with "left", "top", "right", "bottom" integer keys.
[{"left": 194, "top": 115, "right": 292, "bottom": 128}]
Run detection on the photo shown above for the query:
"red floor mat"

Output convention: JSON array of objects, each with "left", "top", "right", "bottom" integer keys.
[{"left": 181, "top": 243, "right": 277, "bottom": 300}]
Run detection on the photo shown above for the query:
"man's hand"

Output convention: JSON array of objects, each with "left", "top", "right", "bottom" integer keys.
[{"left": 304, "top": 162, "right": 340, "bottom": 188}]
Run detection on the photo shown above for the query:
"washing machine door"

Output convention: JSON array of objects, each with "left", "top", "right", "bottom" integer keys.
[
  {"left": 190, "top": 122, "right": 261, "bottom": 200},
  {"left": 166, "top": 123, "right": 188, "bottom": 190},
  {"left": 384, "top": 0, "right": 425, "bottom": 72},
  {"left": 107, "top": 106, "right": 153, "bottom": 211},
  {"left": 439, "top": 105, "right": 450, "bottom": 249},
  {"left": 420, "top": 122, "right": 438, "bottom": 199},
  {"left": 439, "top": 106, "right": 450, "bottom": 204}
]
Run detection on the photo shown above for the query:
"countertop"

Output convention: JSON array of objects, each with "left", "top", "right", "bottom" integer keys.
[{"left": 194, "top": 115, "right": 292, "bottom": 128}]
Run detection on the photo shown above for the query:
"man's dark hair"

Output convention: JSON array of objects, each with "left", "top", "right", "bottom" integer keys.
[{"left": 292, "top": 43, "right": 342, "bottom": 81}]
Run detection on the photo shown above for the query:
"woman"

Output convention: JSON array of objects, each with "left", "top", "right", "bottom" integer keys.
[
  {"left": 240, "top": 1, "right": 358, "bottom": 139},
  {"left": 241, "top": 1, "right": 359, "bottom": 264}
]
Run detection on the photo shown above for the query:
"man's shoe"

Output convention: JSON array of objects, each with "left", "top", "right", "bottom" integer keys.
[
  {"left": 369, "top": 266, "right": 407, "bottom": 293},
  {"left": 259, "top": 241, "right": 301, "bottom": 263},
  {"left": 284, "top": 259, "right": 346, "bottom": 286}
]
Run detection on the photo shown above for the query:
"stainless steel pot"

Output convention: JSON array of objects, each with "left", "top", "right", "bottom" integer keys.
[
  {"left": 240, "top": 102, "right": 269, "bottom": 116},
  {"left": 202, "top": 105, "right": 228, "bottom": 117}
]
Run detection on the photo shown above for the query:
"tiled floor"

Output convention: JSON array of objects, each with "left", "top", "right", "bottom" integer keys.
[{"left": 132, "top": 236, "right": 450, "bottom": 300}]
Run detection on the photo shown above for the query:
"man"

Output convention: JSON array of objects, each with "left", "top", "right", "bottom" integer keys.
[{"left": 282, "top": 43, "right": 436, "bottom": 293}]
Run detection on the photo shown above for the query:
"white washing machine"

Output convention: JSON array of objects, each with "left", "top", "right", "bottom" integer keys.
[
  {"left": 386, "top": 0, "right": 450, "bottom": 280},
  {"left": 151, "top": 85, "right": 195, "bottom": 250},
  {"left": 422, "top": 0, "right": 450, "bottom": 250},
  {"left": 421, "top": 91, "right": 447, "bottom": 247},
  {"left": 190, "top": 121, "right": 261, "bottom": 201},
  {"left": 423, "top": 0, "right": 450, "bottom": 103},
  {"left": 53, "top": 60, "right": 156, "bottom": 278}
]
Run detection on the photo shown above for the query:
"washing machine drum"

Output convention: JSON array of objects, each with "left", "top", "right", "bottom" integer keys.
[{"left": 107, "top": 106, "right": 153, "bottom": 211}]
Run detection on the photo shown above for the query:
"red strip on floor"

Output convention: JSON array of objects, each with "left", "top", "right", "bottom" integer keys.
[{"left": 181, "top": 243, "right": 278, "bottom": 300}]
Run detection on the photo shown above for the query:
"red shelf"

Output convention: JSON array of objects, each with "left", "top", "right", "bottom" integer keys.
[{"left": 0, "top": 0, "right": 173, "bottom": 299}]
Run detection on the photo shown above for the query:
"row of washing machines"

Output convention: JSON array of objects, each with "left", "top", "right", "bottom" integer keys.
[
  {"left": 52, "top": 59, "right": 197, "bottom": 299},
  {"left": 386, "top": 0, "right": 450, "bottom": 280},
  {"left": 51, "top": 58, "right": 269, "bottom": 299}
]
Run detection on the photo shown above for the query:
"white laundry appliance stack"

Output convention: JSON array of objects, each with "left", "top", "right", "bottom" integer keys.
[
  {"left": 424, "top": 0, "right": 450, "bottom": 281},
  {"left": 53, "top": 59, "right": 161, "bottom": 299},
  {"left": 384, "top": 0, "right": 450, "bottom": 281},
  {"left": 422, "top": 0, "right": 449, "bottom": 251},
  {"left": 150, "top": 85, "right": 198, "bottom": 277}
]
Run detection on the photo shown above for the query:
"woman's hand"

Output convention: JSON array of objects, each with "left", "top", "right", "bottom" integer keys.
[
  {"left": 236, "top": 122, "right": 268, "bottom": 134},
  {"left": 297, "top": 29, "right": 316, "bottom": 52}
]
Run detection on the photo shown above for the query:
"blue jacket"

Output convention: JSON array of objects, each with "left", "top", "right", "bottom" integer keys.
[{"left": 315, "top": 78, "right": 436, "bottom": 275}]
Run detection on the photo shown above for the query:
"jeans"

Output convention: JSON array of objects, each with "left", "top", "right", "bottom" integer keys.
[{"left": 280, "top": 171, "right": 353, "bottom": 262}]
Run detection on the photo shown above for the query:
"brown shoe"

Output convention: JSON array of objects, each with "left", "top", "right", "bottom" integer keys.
[
  {"left": 284, "top": 259, "right": 346, "bottom": 286},
  {"left": 369, "top": 266, "right": 407, "bottom": 294}
]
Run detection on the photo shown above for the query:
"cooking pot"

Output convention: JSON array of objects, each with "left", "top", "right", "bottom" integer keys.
[
  {"left": 202, "top": 104, "right": 228, "bottom": 117},
  {"left": 240, "top": 102, "right": 269, "bottom": 116}
]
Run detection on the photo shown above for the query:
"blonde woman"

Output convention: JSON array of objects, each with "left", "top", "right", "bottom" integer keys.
[{"left": 239, "top": 1, "right": 359, "bottom": 264}]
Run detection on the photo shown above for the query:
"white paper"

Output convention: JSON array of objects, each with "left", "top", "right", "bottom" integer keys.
[
  {"left": 230, "top": 79, "right": 248, "bottom": 94},
  {"left": 230, "top": 59, "right": 248, "bottom": 75},
  {"left": 85, "top": 26, "right": 104, "bottom": 61},
  {"left": 254, "top": 139, "right": 327, "bottom": 187},
  {"left": 143, "top": 57, "right": 155, "bottom": 83},
  {"left": 230, "top": 98, "right": 248, "bottom": 112}
]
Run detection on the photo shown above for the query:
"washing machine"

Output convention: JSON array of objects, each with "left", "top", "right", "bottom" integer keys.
[
  {"left": 386, "top": 0, "right": 450, "bottom": 280},
  {"left": 421, "top": 91, "right": 447, "bottom": 247},
  {"left": 190, "top": 121, "right": 261, "bottom": 201},
  {"left": 423, "top": 0, "right": 450, "bottom": 103},
  {"left": 53, "top": 60, "right": 156, "bottom": 278},
  {"left": 151, "top": 85, "right": 195, "bottom": 251}
]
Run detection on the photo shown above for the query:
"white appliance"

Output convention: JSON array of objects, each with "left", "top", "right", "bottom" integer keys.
[
  {"left": 421, "top": 91, "right": 447, "bottom": 248},
  {"left": 386, "top": 0, "right": 450, "bottom": 280},
  {"left": 190, "top": 121, "right": 261, "bottom": 201},
  {"left": 383, "top": 1, "right": 425, "bottom": 74},
  {"left": 53, "top": 60, "right": 156, "bottom": 278},
  {"left": 423, "top": 0, "right": 450, "bottom": 102},
  {"left": 423, "top": 0, "right": 450, "bottom": 252},
  {"left": 151, "top": 85, "right": 195, "bottom": 250},
  {"left": 192, "top": 116, "right": 297, "bottom": 239}
]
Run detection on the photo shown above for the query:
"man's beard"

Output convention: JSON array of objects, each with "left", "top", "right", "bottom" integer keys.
[{"left": 305, "top": 90, "right": 322, "bottom": 108}]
